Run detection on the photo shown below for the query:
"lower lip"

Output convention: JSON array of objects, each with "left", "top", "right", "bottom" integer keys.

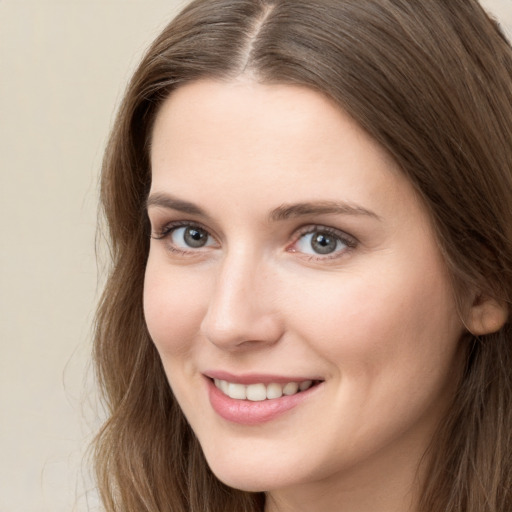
[{"left": 207, "top": 379, "right": 320, "bottom": 425}]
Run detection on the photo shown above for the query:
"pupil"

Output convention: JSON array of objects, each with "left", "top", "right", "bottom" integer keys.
[
  {"left": 184, "top": 227, "right": 207, "bottom": 248},
  {"left": 311, "top": 232, "right": 337, "bottom": 254}
]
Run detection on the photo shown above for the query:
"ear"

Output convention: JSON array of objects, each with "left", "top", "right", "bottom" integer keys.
[{"left": 466, "top": 294, "right": 508, "bottom": 336}]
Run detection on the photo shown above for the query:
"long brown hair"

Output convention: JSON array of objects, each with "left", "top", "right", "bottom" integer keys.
[{"left": 94, "top": 1, "right": 512, "bottom": 510}]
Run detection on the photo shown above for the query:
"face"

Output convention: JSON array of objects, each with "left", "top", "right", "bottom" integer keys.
[{"left": 144, "top": 80, "right": 465, "bottom": 501}]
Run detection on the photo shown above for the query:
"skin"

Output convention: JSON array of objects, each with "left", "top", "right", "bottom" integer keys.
[{"left": 144, "top": 79, "right": 468, "bottom": 512}]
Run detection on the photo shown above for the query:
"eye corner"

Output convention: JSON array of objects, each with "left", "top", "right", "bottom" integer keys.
[{"left": 149, "top": 226, "right": 169, "bottom": 241}]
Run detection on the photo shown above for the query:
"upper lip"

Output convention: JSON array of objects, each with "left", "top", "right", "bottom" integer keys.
[{"left": 203, "top": 370, "right": 324, "bottom": 385}]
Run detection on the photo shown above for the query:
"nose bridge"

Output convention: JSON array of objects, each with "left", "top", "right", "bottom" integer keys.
[{"left": 200, "top": 246, "right": 281, "bottom": 349}]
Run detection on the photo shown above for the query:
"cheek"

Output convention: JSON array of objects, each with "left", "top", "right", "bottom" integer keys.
[
  {"left": 143, "top": 258, "right": 209, "bottom": 358},
  {"left": 280, "top": 266, "right": 464, "bottom": 459},
  {"left": 284, "top": 259, "right": 462, "bottom": 385}
]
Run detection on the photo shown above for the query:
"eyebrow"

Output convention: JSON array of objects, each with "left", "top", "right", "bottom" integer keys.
[
  {"left": 270, "top": 201, "right": 380, "bottom": 221},
  {"left": 146, "top": 193, "right": 380, "bottom": 222},
  {"left": 146, "top": 193, "right": 207, "bottom": 216}
]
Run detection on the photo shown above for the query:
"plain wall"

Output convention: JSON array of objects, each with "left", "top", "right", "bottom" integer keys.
[
  {"left": 0, "top": 1, "right": 510, "bottom": 511},
  {"left": 0, "top": 2, "right": 186, "bottom": 511}
]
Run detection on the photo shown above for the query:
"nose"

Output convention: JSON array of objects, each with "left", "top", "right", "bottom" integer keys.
[{"left": 199, "top": 250, "right": 284, "bottom": 351}]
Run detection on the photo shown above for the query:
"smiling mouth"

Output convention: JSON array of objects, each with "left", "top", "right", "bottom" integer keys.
[{"left": 212, "top": 378, "right": 320, "bottom": 402}]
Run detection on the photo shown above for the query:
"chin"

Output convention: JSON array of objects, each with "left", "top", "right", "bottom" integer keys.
[{"left": 203, "top": 449, "right": 295, "bottom": 493}]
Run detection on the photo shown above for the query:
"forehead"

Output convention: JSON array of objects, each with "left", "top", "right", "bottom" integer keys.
[
  {"left": 151, "top": 78, "right": 388, "bottom": 161},
  {"left": 149, "top": 79, "right": 419, "bottom": 224}
]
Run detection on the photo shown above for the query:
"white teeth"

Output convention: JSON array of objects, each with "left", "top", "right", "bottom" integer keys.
[
  {"left": 228, "top": 382, "right": 247, "bottom": 399},
  {"left": 283, "top": 382, "right": 299, "bottom": 395},
  {"left": 246, "top": 383, "right": 267, "bottom": 401},
  {"left": 214, "top": 378, "right": 315, "bottom": 401},
  {"left": 214, "top": 378, "right": 229, "bottom": 395},
  {"left": 266, "top": 383, "right": 283, "bottom": 400}
]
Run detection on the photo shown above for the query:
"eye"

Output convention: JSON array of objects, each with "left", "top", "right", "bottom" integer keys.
[
  {"left": 291, "top": 227, "right": 356, "bottom": 257},
  {"left": 170, "top": 225, "right": 215, "bottom": 249},
  {"left": 152, "top": 223, "right": 216, "bottom": 252}
]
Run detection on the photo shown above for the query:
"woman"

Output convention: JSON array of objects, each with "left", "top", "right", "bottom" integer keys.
[{"left": 94, "top": 0, "right": 512, "bottom": 511}]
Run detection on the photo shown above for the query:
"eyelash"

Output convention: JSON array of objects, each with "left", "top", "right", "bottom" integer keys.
[
  {"left": 151, "top": 221, "right": 215, "bottom": 254},
  {"left": 152, "top": 221, "right": 199, "bottom": 240},
  {"left": 288, "top": 225, "right": 358, "bottom": 260},
  {"left": 150, "top": 221, "right": 358, "bottom": 260}
]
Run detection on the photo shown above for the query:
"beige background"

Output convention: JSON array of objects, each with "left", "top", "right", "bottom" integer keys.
[{"left": 0, "top": 1, "right": 510, "bottom": 511}]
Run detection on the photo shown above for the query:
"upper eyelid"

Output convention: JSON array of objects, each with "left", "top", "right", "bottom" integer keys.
[
  {"left": 291, "top": 224, "right": 358, "bottom": 244},
  {"left": 147, "top": 206, "right": 224, "bottom": 236},
  {"left": 147, "top": 205, "right": 216, "bottom": 231},
  {"left": 151, "top": 219, "right": 216, "bottom": 238}
]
